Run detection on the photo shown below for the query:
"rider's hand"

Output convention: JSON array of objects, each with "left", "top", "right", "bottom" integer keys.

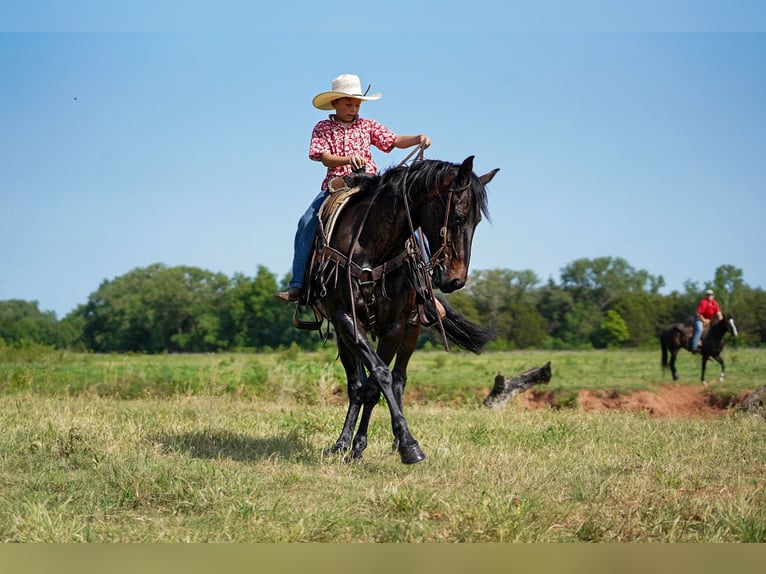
[
  {"left": 348, "top": 156, "right": 366, "bottom": 171},
  {"left": 419, "top": 135, "right": 431, "bottom": 149}
]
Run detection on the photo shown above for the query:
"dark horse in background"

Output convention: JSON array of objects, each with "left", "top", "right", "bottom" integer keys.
[
  {"left": 660, "top": 316, "right": 738, "bottom": 385},
  {"left": 302, "top": 156, "right": 498, "bottom": 464}
]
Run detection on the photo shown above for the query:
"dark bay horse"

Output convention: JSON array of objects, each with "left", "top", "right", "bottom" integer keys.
[
  {"left": 660, "top": 316, "right": 738, "bottom": 384},
  {"left": 304, "top": 156, "right": 498, "bottom": 464}
]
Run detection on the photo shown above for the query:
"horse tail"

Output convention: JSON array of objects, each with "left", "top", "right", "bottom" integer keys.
[
  {"left": 437, "top": 297, "right": 495, "bottom": 354},
  {"left": 660, "top": 330, "right": 669, "bottom": 371}
]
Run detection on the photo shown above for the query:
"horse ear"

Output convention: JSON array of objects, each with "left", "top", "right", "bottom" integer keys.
[
  {"left": 455, "top": 156, "right": 475, "bottom": 187},
  {"left": 479, "top": 168, "right": 500, "bottom": 185}
]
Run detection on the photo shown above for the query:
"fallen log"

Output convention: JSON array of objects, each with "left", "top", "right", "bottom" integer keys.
[{"left": 483, "top": 361, "right": 552, "bottom": 409}]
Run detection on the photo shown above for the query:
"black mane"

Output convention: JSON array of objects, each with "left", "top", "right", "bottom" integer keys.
[{"left": 369, "top": 160, "right": 491, "bottom": 222}]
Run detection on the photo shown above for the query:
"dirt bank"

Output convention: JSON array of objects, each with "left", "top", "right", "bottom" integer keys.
[{"left": 516, "top": 384, "right": 749, "bottom": 419}]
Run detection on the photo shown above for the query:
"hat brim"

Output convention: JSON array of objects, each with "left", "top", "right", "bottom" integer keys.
[{"left": 312, "top": 91, "right": 382, "bottom": 110}]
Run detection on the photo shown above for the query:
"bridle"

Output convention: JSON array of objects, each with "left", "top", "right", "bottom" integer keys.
[
  {"left": 399, "top": 148, "right": 472, "bottom": 278},
  {"left": 398, "top": 150, "right": 474, "bottom": 349}
]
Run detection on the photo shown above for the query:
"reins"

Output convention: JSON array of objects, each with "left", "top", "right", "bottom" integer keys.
[{"left": 397, "top": 146, "right": 451, "bottom": 350}]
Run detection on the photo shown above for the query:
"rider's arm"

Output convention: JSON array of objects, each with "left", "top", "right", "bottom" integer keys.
[
  {"left": 318, "top": 151, "right": 365, "bottom": 171},
  {"left": 394, "top": 134, "right": 431, "bottom": 149}
]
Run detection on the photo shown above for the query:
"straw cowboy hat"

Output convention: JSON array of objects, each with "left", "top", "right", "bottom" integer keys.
[{"left": 312, "top": 74, "right": 382, "bottom": 110}]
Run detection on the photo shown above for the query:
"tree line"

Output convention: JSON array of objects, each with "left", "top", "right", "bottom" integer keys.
[{"left": 2, "top": 258, "right": 765, "bottom": 353}]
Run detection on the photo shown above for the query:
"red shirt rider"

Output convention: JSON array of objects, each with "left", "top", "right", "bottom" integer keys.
[{"left": 697, "top": 294, "right": 721, "bottom": 321}]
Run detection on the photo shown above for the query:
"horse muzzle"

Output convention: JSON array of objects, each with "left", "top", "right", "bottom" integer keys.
[
  {"left": 440, "top": 277, "right": 465, "bottom": 293},
  {"left": 432, "top": 265, "right": 466, "bottom": 293}
]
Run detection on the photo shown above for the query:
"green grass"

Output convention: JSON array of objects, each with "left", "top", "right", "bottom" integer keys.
[
  {"left": 1, "top": 348, "right": 765, "bottom": 542},
  {"left": 2, "top": 347, "right": 764, "bottom": 404},
  {"left": 2, "top": 395, "right": 765, "bottom": 542}
]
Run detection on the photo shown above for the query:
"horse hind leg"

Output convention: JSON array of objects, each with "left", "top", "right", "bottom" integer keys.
[
  {"left": 669, "top": 350, "right": 680, "bottom": 381},
  {"left": 324, "top": 392, "right": 360, "bottom": 457},
  {"left": 324, "top": 346, "right": 364, "bottom": 457},
  {"left": 349, "top": 384, "right": 381, "bottom": 460}
]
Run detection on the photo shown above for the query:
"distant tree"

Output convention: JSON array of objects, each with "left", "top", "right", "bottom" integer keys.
[
  {"left": 465, "top": 268, "right": 542, "bottom": 347},
  {"left": 536, "top": 280, "right": 573, "bottom": 345},
  {"left": 0, "top": 300, "right": 62, "bottom": 346},
  {"left": 221, "top": 266, "right": 299, "bottom": 349},
  {"left": 730, "top": 286, "right": 766, "bottom": 346},
  {"left": 58, "top": 310, "right": 87, "bottom": 350},
  {"left": 592, "top": 309, "right": 631, "bottom": 349},
  {"left": 612, "top": 292, "right": 665, "bottom": 347},
  {"left": 560, "top": 256, "right": 664, "bottom": 310},
  {"left": 506, "top": 301, "right": 547, "bottom": 348},
  {"left": 712, "top": 264, "right": 745, "bottom": 311},
  {"left": 79, "top": 264, "right": 229, "bottom": 353},
  {"left": 18, "top": 257, "right": 761, "bottom": 353}
]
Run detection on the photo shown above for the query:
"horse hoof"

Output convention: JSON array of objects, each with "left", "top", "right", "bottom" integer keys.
[{"left": 399, "top": 443, "right": 426, "bottom": 464}]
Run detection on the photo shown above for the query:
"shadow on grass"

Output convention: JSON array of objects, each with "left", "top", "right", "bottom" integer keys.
[{"left": 153, "top": 430, "right": 314, "bottom": 463}]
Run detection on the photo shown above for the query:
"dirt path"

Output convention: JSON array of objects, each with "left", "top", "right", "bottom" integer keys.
[{"left": 517, "top": 384, "right": 748, "bottom": 419}]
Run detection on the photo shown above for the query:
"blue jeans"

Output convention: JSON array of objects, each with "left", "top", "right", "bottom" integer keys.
[
  {"left": 289, "top": 190, "right": 328, "bottom": 288},
  {"left": 691, "top": 317, "right": 704, "bottom": 349}
]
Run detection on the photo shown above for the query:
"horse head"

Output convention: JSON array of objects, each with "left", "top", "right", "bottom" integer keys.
[
  {"left": 724, "top": 316, "right": 738, "bottom": 337},
  {"left": 422, "top": 156, "right": 498, "bottom": 293}
]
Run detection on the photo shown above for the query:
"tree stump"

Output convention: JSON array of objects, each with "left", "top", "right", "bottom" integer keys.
[{"left": 483, "top": 361, "right": 552, "bottom": 409}]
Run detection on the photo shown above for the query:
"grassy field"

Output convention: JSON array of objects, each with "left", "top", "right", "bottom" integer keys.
[{"left": 1, "top": 347, "right": 765, "bottom": 542}]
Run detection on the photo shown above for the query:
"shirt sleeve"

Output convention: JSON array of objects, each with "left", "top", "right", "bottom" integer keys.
[
  {"left": 366, "top": 119, "right": 398, "bottom": 153},
  {"left": 309, "top": 121, "right": 332, "bottom": 162}
]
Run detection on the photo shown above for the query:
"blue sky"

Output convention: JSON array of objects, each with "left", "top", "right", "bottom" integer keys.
[{"left": 2, "top": 4, "right": 766, "bottom": 318}]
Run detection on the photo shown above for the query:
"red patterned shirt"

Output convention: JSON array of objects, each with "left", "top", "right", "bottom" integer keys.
[
  {"left": 309, "top": 115, "right": 398, "bottom": 190},
  {"left": 697, "top": 297, "right": 721, "bottom": 320}
]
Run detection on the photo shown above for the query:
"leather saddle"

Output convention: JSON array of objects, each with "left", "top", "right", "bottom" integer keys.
[
  {"left": 674, "top": 321, "right": 708, "bottom": 350},
  {"left": 317, "top": 176, "right": 364, "bottom": 244},
  {"left": 291, "top": 177, "right": 364, "bottom": 330}
]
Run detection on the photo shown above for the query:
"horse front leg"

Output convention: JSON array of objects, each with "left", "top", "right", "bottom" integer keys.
[
  {"left": 711, "top": 354, "right": 725, "bottom": 382},
  {"left": 701, "top": 355, "right": 709, "bottom": 385},
  {"left": 335, "top": 311, "right": 425, "bottom": 464},
  {"left": 387, "top": 321, "right": 420, "bottom": 453},
  {"left": 374, "top": 361, "right": 425, "bottom": 464}
]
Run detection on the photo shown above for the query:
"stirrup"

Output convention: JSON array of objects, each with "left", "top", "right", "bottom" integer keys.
[{"left": 292, "top": 303, "right": 323, "bottom": 331}]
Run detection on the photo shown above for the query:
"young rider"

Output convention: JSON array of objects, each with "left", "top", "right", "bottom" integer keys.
[{"left": 275, "top": 74, "right": 431, "bottom": 302}]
